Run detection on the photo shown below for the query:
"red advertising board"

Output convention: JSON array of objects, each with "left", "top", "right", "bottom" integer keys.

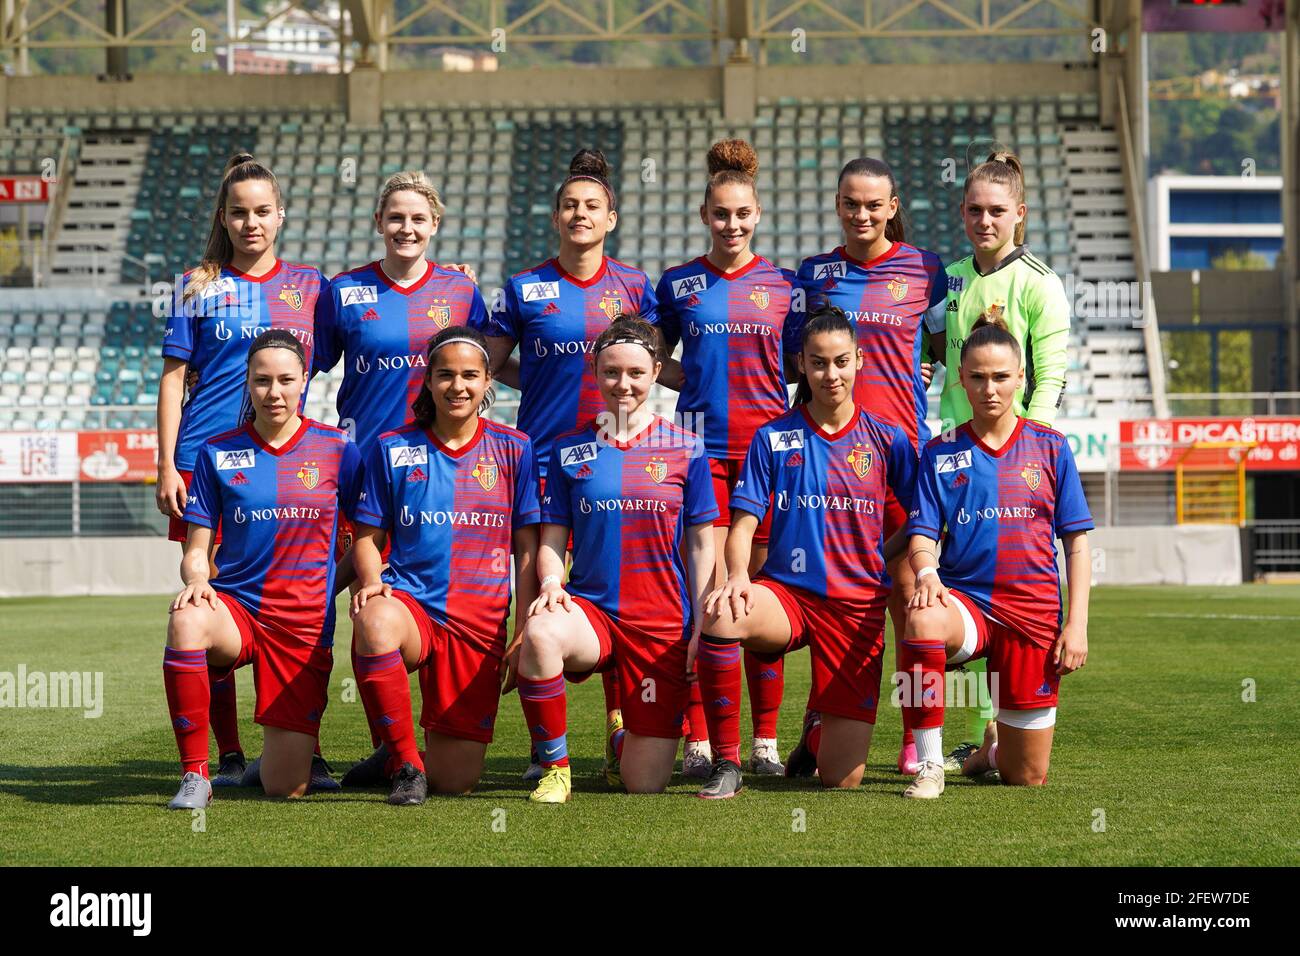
[
  {"left": 1120, "top": 417, "right": 1300, "bottom": 471},
  {"left": 77, "top": 430, "right": 158, "bottom": 482},
  {"left": 0, "top": 176, "right": 51, "bottom": 203}
]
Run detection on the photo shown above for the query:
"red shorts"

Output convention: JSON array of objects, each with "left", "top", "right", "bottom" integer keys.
[
  {"left": 758, "top": 575, "right": 886, "bottom": 724},
  {"left": 564, "top": 595, "right": 689, "bottom": 739},
  {"left": 169, "top": 469, "right": 223, "bottom": 545},
  {"left": 950, "top": 589, "right": 1060, "bottom": 711},
  {"left": 710, "top": 457, "right": 771, "bottom": 545},
  {"left": 335, "top": 512, "right": 391, "bottom": 563},
  {"left": 883, "top": 485, "right": 908, "bottom": 541},
  {"left": 213, "top": 592, "right": 332, "bottom": 736},
  {"left": 391, "top": 589, "right": 502, "bottom": 744}
]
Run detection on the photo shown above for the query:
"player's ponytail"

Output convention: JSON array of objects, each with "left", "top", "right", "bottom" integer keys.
[
  {"left": 792, "top": 301, "right": 856, "bottom": 406},
  {"left": 412, "top": 324, "right": 496, "bottom": 429},
  {"left": 964, "top": 150, "right": 1027, "bottom": 246},
  {"left": 838, "top": 157, "right": 906, "bottom": 244},
  {"left": 961, "top": 307, "right": 1023, "bottom": 367},
  {"left": 555, "top": 148, "right": 616, "bottom": 211},
  {"left": 704, "top": 138, "right": 759, "bottom": 205},
  {"left": 185, "top": 152, "right": 283, "bottom": 303},
  {"left": 243, "top": 328, "right": 307, "bottom": 422}
]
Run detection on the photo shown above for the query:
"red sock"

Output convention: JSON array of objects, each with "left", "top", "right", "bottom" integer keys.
[
  {"left": 518, "top": 674, "right": 570, "bottom": 768},
  {"left": 696, "top": 635, "right": 742, "bottom": 764},
  {"left": 899, "top": 638, "right": 947, "bottom": 732},
  {"left": 352, "top": 641, "right": 382, "bottom": 750},
  {"left": 207, "top": 669, "right": 242, "bottom": 756},
  {"left": 164, "top": 647, "right": 211, "bottom": 777},
  {"left": 601, "top": 668, "right": 620, "bottom": 715},
  {"left": 744, "top": 649, "right": 784, "bottom": 740},
  {"left": 683, "top": 679, "right": 709, "bottom": 744},
  {"left": 354, "top": 650, "right": 422, "bottom": 775}
]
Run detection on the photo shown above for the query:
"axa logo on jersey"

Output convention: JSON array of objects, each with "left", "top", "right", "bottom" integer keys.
[
  {"left": 560, "top": 442, "right": 598, "bottom": 466},
  {"left": 521, "top": 281, "right": 559, "bottom": 302},
  {"left": 389, "top": 445, "right": 428, "bottom": 468},
  {"left": 769, "top": 430, "right": 804, "bottom": 451},
  {"left": 672, "top": 274, "right": 706, "bottom": 299},
  {"left": 216, "top": 449, "right": 255, "bottom": 470},
  {"left": 812, "top": 262, "right": 845, "bottom": 280},
  {"left": 340, "top": 285, "right": 378, "bottom": 306},
  {"left": 935, "top": 451, "right": 972, "bottom": 473}
]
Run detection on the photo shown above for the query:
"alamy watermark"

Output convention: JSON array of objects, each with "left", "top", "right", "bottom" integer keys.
[{"left": 0, "top": 666, "right": 104, "bottom": 718}]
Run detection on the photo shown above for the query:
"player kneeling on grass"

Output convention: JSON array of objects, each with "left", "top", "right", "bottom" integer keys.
[
  {"left": 163, "top": 330, "right": 362, "bottom": 809},
  {"left": 516, "top": 316, "right": 716, "bottom": 803},
  {"left": 898, "top": 314, "right": 1091, "bottom": 799},
  {"left": 347, "top": 326, "right": 541, "bottom": 805},
  {"left": 692, "top": 303, "right": 917, "bottom": 799}
]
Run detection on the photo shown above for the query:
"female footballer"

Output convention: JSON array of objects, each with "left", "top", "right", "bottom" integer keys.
[
  {"left": 654, "top": 138, "right": 800, "bottom": 777},
  {"left": 155, "top": 152, "right": 332, "bottom": 789},
  {"left": 792, "top": 158, "right": 948, "bottom": 776},
  {"left": 938, "top": 150, "right": 1073, "bottom": 772},
  {"left": 899, "top": 315, "right": 1091, "bottom": 798},
  {"left": 163, "top": 330, "right": 361, "bottom": 809},
  {"left": 515, "top": 316, "right": 716, "bottom": 802},
  {"left": 691, "top": 304, "right": 918, "bottom": 799},
  {"left": 346, "top": 325, "right": 541, "bottom": 804},
  {"left": 478, "top": 149, "right": 660, "bottom": 783}
]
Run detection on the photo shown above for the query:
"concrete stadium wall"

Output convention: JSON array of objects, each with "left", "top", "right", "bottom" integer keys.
[{"left": 1085, "top": 525, "right": 1243, "bottom": 586}]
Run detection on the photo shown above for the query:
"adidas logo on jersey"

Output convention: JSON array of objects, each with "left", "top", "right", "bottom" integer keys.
[
  {"left": 361, "top": 308, "right": 380, "bottom": 321},
  {"left": 574, "top": 463, "right": 593, "bottom": 479},
  {"left": 685, "top": 294, "right": 701, "bottom": 308},
  {"left": 229, "top": 471, "right": 249, "bottom": 485},
  {"left": 542, "top": 301, "right": 561, "bottom": 315},
  {"left": 786, "top": 452, "right": 804, "bottom": 467},
  {"left": 407, "top": 466, "right": 427, "bottom": 482},
  {"left": 951, "top": 472, "right": 969, "bottom": 487}
]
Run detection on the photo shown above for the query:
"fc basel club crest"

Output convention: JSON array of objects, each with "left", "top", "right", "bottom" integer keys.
[
  {"left": 847, "top": 443, "right": 873, "bottom": 479},
  {"left": 1021, "top": 462, "right": 1042, "bottom": 492},
  {"left": 598, "top": 291, "right": 623, "bottom": 322},
  {"left": 645, "top": 456, "right": 668, "bottom": 483},
  {"left": 278, "top": 284, "right": 304, "bottom": 311},
  {"left": 886, "top": 275, "right": 908, "bottom": 303},
  {"left": 472, "top": 456, "right": 499, "bottom": 492},
  {"left": 296, "top": 462, "right": 319, "bottom": 490},
  {"left": 748, "top": 285, "right": 770, "bottom": 310},
  {"left": 429, "top": 298, "right": 452, "bottom": 330}
]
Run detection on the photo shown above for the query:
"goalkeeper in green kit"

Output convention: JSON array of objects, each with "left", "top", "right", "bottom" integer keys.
[{"left": 937, "top": 150, "right": 1072, "bottom": 775}]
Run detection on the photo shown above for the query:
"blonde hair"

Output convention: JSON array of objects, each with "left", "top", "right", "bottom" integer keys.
[
  {"left": 184, "top": 152, "right": 282, "bottom": 303},
  {"left": 963, "top": 150, "right": 1027, "bottom": 246},
  {"left": 375, "top": 171, "right": 446, "bottom": 222}
]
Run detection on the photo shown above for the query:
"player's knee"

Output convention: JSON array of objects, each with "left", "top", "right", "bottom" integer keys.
[
  {"left": 429, "top": 769, "right": 479, "bottom": 796},
  {"left": 351, "top": 600, "right": 402, "bottom": 655},
  {"left": 818, "top": 765, "right": 864, "bottom": 789},
  {"left": 521, "top": 609, "right": 567, "bottom": 657},
  {"left": 703, "top": 605, "right": 743, "bottom": 640},
  {"left": 263, "top": 778, "right": 309, "bottom": 799},
  {"left": 904, "top": 603, "right": 944, "bottom": 640},
  {"left": 1002, "top": 762, "right": 1049, "bottom": 787},
  {"left": 166, "top": 606, "right": 210, "bottom": 651}
]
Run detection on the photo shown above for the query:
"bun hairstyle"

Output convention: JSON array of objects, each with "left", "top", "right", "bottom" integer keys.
[
  {"left": 555, "top": 148, "right": 616, "bottom": 211},
  {"left": 244, "top": 328, "right": 306, "bottom": 422},
  {"left": 837, "top": 156, "right": 906, "bottom": 244},
  {"left": 792, "top": 300, "right": 857, "bottom": 406},
  {"left": 376, "top": 170, "right": 446, "bottom": 222},
  {"left": 704, "top": 138, "right": 759, "bottom": 203},
  {"left": 412, "top": 324, "right": 496, "bottom": 428},
  {"left": 960, "top": 306, "right": 1023, "bottom": 366},
  {"left": 963, "top": 150, "right": 1027, "bottom": 246},
  {"left": 185, "top": 151, "right": 283, "bottom": 302},
  {"left": 592, "top": 313, "right": 661, "bottom": 365}
]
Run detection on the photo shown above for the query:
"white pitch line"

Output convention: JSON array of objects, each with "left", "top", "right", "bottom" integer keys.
[{"left": 1143, "top": 612, "right": 1300, "bottom": 621}]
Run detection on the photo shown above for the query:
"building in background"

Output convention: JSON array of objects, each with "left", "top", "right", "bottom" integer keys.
[{"left": 1148, "top": 174, "right": 1284, "bottom": 271}]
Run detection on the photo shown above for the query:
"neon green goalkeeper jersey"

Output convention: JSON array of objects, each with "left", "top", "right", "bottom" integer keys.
[{"left": 940, "top": 246, "right": 1071, "bottom": 430}]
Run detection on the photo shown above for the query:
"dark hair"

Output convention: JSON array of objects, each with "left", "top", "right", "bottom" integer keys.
[
  {"left": 963, "top": 150, "right": 1027, "bottom": 246},
  {"left": 592, "top": 314, "right": 660, "bottom": 366},
  {"left": 837, "top": 157, "right": 906, "bottom": 244},
  {"left": 792, "top": 301, "right": 857, "bottom": 406},
  {"left": 555, "top": 148, "right": 616, "bottom": 211},
  {"left": 704, "top": 138, "right": 759, "bottom": 205},
  {"left": 185, "top": 152, "right": 283, "bottom": 303},
  {"left": 411, "top": 325, "right": 496, "bottom": 429},
  {"left": 244, "top": 328, "right": 306, "bottom": 422},
  {"left": 960, "top": 308, "right": 1023, "bottom": 366}
]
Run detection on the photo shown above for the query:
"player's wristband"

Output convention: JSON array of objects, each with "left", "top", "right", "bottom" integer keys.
[
  {"left": 916, "top": 566, "right": 938, "bottom": 581},
  {"left": 540, "top": 574, "right": 561, "bottom": 590}
]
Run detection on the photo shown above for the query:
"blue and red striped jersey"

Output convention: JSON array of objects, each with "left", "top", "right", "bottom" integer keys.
[
  {"left": 906, "top": 417, "right": 1094, "bottom": 647},
  {"left": 476, "top": 256, "right": 659, "bottom": 477},
  {"left": 794, "top": 242, "right": 947, "bottom": 451},
  {"left": 541, "top": 416, "right": 717, "bottom": 642},
  {"left": 183, "top": 419, "right": 362, "bottom": 647},
  {"left": 355, "top": 419, "right": 541, "bottom": 651},
  {"left": 656, "top": 255, "right": 799, "bottom": 460},
  {"left": 313, "top": 260, "right": 489, "bottom": 454},
  {"left": 731, "top": 405, "right": 916, "bottom": 603},
  {"left": 163, "top": 260, "right": 327, "bottom": 472}
]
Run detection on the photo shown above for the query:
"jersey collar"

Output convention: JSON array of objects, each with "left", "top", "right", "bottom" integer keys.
[
  {"left": 552, "top": 256, "right": 608, "bottom": 289},
  {"left": 962, "top": 416, "right": 1026, "bottom": 458},
  {"left": 592, "top": 414, "right": 659, "bottom": 451},
  {"left": 426, "top": 416, "right": 485, "bottom": 459},
  {"left": 374, "top": 259, "right": 435, "bottom": 296},
  {"left": 799, "top": 404, "right": 860, "bottom": 443},
  {"left": 696, "top": 254, "right": 762, "bottom": 281},
  {"left": 245, "top": 416, "right": 310, "bottom": 457},
  {"left": 838, "top": 241, "right": 899, "bottom": 270},
  {"left": 224, "top": 259, "right": 283, "bottom": 283},
  {"left": 971, "top": 244, "right": 1027, "bottom": 277}
]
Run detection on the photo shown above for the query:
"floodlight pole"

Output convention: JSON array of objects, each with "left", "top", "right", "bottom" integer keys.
[{"left": 1284, "top": 0, "right": 1300, "bottom": 392}]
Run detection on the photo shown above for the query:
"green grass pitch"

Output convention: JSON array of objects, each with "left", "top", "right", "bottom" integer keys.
[{"left": 1, "top": 585, "right": 1297, "bottom": 866}]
